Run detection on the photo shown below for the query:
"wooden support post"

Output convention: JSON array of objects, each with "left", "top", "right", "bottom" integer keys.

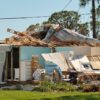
[
  {"left": 19, "top": 48, "right": 21, "bottom": 81},
  {"left": 11, "top": 49, "right": 13, "bottom": 81},
  {"left": 5, "top": 52, "right": 8, "bottom": 81}
]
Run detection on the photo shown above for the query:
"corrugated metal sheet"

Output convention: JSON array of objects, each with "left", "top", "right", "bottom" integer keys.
[{"left": 43, "top": 27, "right": 100, "bottom": 46}]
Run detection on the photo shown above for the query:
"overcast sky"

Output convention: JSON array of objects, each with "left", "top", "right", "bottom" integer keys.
[{"left": 0, "top": 0, "right": 92, "bottom": 40}]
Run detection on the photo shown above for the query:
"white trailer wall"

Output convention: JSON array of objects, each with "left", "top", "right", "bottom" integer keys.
[
  {"left": 56, "top": 46, "right": 100, "bottom": 56},
  {"left": 56, "top": 46, "right": 91, "bottom": 56}
]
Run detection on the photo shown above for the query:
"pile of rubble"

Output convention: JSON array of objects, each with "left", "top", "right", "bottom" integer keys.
[
  {"left": 4, "top": 28, "right": 52, "bottom": 47},
  {"left": 2, "top": 26, "right": 100, "bottom": 47},
  {"left": 3, "top": 28, "right": 79, "bottom": 47}
]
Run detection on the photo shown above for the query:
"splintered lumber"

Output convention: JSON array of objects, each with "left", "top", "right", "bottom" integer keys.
[
  {"left": 6, "top": 28, "right": 53, "bottom": 47},
  {"left": 5, "top": 28, "right": 100, "bottom": 47}
]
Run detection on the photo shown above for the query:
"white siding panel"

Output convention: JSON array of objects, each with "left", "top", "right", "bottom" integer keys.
[{"left": 20, "top": 60, "right": 32, "bottom": 81}]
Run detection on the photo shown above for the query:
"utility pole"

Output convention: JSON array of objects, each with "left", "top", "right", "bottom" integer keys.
[{"left": 92, "top": 0, "right": 96, "bottom": 38}]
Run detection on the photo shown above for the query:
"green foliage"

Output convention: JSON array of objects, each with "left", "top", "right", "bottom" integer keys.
[
  {"left": 79, "top": 0, "right": 100, "bottom": 37},
  {"left": 43, "top": 10, "right": 89, "bottom": 36},
  {"left": 33, "top": 81, "right": 77, "bottom": 92},
  {"left": 79, "top": 0, "right": 91, "bottom": 7},
  {"left": 51, "top": 82, "right": 77, "bottom": 92},
  {"left": 26, "top": 23, "right": 40, "bottom": 31},
  {"left": 26, "top": 10, "right": 90, "bottom": 36},
  {"left": 77, "top": 22, "right": 89, "bottom": 36},
  {"left": 96, "top": 5, "right": 100, "bottom": 17},
  {"left": 48, "top": 11, "right": 80, "bottom": 30}
]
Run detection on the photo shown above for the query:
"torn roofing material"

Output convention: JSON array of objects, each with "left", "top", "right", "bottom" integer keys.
[
  {"left": 3, "top": 28, "right": 53, "bottom": 47},
  {"left": 3, "top": 26, "right": 100, "bottom": 46},
  {"left": 42, "top": 26, "right": 100, "bottom": 46}
]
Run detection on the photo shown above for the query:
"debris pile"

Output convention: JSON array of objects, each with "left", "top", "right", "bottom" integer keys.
[
  {"left": 4, "top": 28, "right": 52, "bottom": 47},
  {"left": 49, "top": 36, "right": 93, "bottom": 46},
  {"left": 3, "top": 25, "right": 100, "bottom": 47}
]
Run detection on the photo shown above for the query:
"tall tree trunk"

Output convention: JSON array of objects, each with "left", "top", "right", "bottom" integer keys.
[{"left": 92, "top": 0, "right": 96, "bottom": 38}]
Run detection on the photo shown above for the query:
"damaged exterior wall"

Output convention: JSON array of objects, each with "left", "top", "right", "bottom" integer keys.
[
  {"left": 55, "top": 46, "right": 91, "bottom": 57},
  {"left": 1, "top": 45, "right": 99, "bottom": 82},
  {"left": 19, "top": 46, "right": 51, "bottom": 81},
  {"left": 0, "top": 44, "right": 11, "bottom": 83},
  {"left": 20, "top": 46, "right": 51, "bottom": 65},
  {"left": 19, "top": 46, "right": 100, "bottom": 81}
]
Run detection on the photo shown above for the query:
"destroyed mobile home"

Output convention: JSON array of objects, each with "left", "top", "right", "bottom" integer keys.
[{"left": 0, "top": 25, "right": 100, "bottom": 84}]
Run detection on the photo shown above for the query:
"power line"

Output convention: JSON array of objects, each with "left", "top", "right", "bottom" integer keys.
[
  {"left": 62, "top": 0, "right": 72, "bottom": 11},
  {"left": 0, "top": 16, "right": 49, "bottom": 20},
  {"left": 0, "top": 13, "right": 90, "bottom": 20},
  {"left": 0, "top": 0, "right": 72, "bottom": 21}
]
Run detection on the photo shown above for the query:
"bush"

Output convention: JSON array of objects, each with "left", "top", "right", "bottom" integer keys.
[
  {"left": 33, "top": 81, "right": 77, "bottom": 92},
  {"left": 33, "top": 81, "right": 53, "bottom": 92}
]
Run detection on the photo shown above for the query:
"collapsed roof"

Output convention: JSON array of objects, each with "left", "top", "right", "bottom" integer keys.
[
  {"left": 4, "top": 28, "right": 52, "bottom": 47},
  {"left": 2, "top": 25, "right": 100, "bottom": 47},
  {"left": 42, "top": 26, "right": 100, "bottom": 46}
]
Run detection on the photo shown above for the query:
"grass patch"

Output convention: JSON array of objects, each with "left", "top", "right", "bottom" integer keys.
[{"left": 0, "top": 90, "right": 100, "bottom": 100}]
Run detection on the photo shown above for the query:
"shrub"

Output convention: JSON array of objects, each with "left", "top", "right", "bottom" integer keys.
[
  {"left": 33, "top": 81, "right": 53, "bottom": 92},
  {"left": 33, "top": 81, "right": 77, "bottom": 92},
  {"left": 55, "top": 82, "right": 77, "bottom": 92}
]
